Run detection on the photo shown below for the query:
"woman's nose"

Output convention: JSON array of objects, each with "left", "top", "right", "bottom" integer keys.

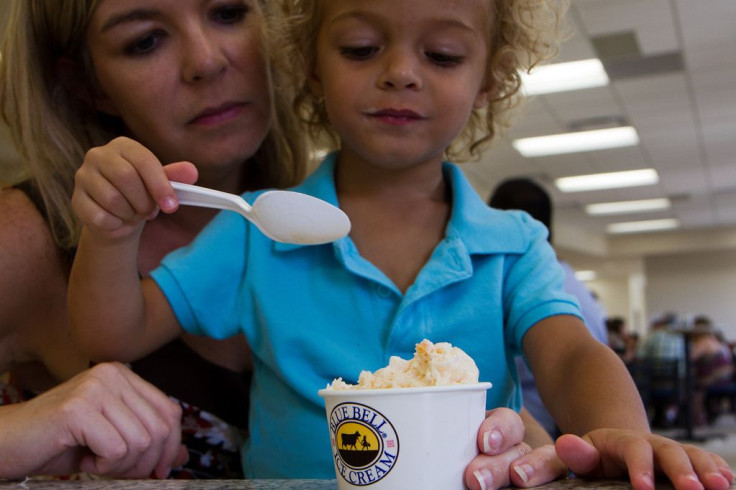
[
  {"left": 181, "top": 28, "right": 228, "bottom": 83},
  {"left": 377, "top": 49, "right": 422, "bottom": 90}
]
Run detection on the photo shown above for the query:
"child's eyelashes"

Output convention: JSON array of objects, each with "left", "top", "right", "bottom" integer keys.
[
  {"left": 339, "top": 45, "right": 380, "bottom": 60},
  {"left": 337, "top": 45, "right": 465, "bottom": 67},
  {"left": 426, "top": 51, "right": 464, "bottom": 67}
]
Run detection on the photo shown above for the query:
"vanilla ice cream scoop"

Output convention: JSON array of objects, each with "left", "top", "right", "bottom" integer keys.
[{"left": 328, "top": 339, "right": 479, "bottom": 390}]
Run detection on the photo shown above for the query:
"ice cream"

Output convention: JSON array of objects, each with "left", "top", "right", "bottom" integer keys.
[{"left": 327, "top": 339, "right": 479, "bottom": 390}]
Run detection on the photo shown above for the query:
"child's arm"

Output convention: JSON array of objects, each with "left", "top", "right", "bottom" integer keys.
[
  {"left": 525, "top": 315, "right": 649, "bottom": 433},
  {"left": 68, "top": 137, "right": 196, "bottom": 362},
  {"left": 523, "top": 315, "right": 732, "bottom": 489}
]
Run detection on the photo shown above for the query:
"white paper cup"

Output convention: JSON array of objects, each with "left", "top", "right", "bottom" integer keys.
[{"left": 318, "top": 382, "right": 492, "bottom": 489}]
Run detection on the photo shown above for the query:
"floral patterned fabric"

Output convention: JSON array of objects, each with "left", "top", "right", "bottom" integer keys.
[{"left": 170, "top": 399, "right": 245, "bottom": 479}]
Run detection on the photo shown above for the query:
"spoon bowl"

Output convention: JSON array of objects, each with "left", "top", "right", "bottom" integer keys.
[{"left": 171, "top": 182, "right": 350, "bottom": 244}]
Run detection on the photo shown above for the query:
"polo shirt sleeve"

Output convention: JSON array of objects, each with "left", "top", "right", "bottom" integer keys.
[
  {"left": 501, "top": 211, "right": 583, "bottom": 353},
  {"left": 151, "top": 208, "right": 249, "bottom": 340}
]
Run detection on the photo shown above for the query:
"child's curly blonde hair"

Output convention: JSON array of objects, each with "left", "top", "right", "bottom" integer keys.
[{"left": 275, "top": 0, "right": 570, "bottom": 162}]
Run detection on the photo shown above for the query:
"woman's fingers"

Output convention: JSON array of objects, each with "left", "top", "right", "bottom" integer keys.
[
  {"left": 62, "top": 363, "right": 183, "bottom": 478},
  {"left": 465, "top": 442, "right": 532, "bottom": 489},
  {"left": 476, "top": 408, "right": 526, "bottom": 454},
  {"left": 509, "top": 444, "right": 569, "bottom": 487}
]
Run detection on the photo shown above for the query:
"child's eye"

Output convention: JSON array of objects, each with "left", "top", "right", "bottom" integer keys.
[
  {"left": 426, "top": 51, "right": 464, "bottom": 67},
  {"left": 340, "top": 46, "right": 379, "bottom": 60},
  {"left": 125, "top": 32, "right": 163, "bottom": 56},
  {"left": 211, "top": 4, "right": 249, "bottom": 25}
]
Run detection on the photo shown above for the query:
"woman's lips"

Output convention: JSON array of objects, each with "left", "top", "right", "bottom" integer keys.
[
  {"left": 189, "top": 102, "right": 246, "bottom": 126},
  {"left": 368, "top": 108, "right": 425, "bottom": 125}
]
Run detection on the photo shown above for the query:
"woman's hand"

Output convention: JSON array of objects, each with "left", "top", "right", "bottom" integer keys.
[
  {"left": 72, "top": 136, "right": 198, "bottom": 241},
  {"left": 464, "top": 408, "right": 568, "bottom": 489},
  {"left": 0, "top": 362, "right": 187, "bottom": 479}
]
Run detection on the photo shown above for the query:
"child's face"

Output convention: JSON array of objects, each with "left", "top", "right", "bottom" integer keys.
[{"left": 311, "top": 0, "right": 491, "bottom": 169}]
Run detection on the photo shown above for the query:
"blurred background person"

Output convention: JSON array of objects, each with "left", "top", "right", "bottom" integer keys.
[
  {"left": 691, "top": 316, "right": 735, "bottom": 425},
  {"left": 607, "top": 316, "right": 637, "bottom": 365},
  {"left": 636, "top": 312, "right": 686, "bottom": 427}
]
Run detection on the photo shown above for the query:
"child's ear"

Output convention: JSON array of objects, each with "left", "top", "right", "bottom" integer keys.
[
  {"left": 307, "top": 64, "right": 325, "bottom": 100},
  {"left": 473, "top": 80, "right": 493, "bottom": 109}
]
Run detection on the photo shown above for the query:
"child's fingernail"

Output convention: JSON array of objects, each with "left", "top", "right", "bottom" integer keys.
[
  {"left": 161, "top": 196, "right": 177, "bottom": 212},
  {"left": 642, "top": 472, "right": 655, "bottom": 489},
  {"left": 514, "top": 464, "right": 533, "bottom": 483},
  {"left": 482, "top": 429, "right": 502, "bottom": 453},
  {"left": 473, "top": 468, "right": 493, "bottom": 490},
  {"left": 681, "top": 474, "right": 702, "bottom": 488},
  {"left": 709, "top": 472, "right": 729, "bottom": 486}
]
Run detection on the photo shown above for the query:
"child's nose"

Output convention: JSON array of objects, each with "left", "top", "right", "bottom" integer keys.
[{"left": 377, "top": 50, "right": 422, "bottom": 90}]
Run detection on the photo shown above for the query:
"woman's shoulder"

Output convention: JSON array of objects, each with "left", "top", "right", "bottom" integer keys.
[
  {"left": 0, "top": 186, "right": 68, "bottom": 292},
  {"left": 0, "top": 186, "right": 57, "bottom": 255}
]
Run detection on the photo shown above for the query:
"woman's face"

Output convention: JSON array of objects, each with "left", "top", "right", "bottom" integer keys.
[{"left": 86, "top": 0, "right": 271, "bottom": 182}]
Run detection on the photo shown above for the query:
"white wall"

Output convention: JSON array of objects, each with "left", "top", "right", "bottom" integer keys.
[
  {"left": 645, "top": 250, "right": 736, "bottom": 340},
  {"left": 586, "top": 277, "right": 629, "bottom": 323}
]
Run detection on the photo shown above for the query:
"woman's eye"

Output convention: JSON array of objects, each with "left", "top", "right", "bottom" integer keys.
[
  {"left": 212, "top": 4, "right": 249, "bottom": 24},
  {"left": 125, "top": 32, "right": 162, "bottom": 55},
  {"left": 426, "top": 52, "right": 464, "bottom": 67},
  {"left": 340, "top": 46, "right": 379, "bottom": 60}
]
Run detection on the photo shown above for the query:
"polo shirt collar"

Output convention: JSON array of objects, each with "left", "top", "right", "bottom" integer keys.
[
  {"left": 273, "top": 154, "right": 529, "bottom": 256},
  {"left": 443, "top": 162, "right": 528, "bottom": 255}
]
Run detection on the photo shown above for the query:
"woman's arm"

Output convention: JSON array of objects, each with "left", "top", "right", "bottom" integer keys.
[{"left": 0, "top": 189, "right": 89, "bottom": 378}]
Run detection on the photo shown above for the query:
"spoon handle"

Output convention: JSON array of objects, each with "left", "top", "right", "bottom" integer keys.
[{"left": 170, "top": 182, "right": 253, "bottom": 217}]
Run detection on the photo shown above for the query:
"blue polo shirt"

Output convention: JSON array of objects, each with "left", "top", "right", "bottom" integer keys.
[{"left": 152, "top": 154, "right": 582, "bottom": 478}]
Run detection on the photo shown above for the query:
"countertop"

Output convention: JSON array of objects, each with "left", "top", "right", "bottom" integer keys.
[{"left": 0, "top": 477, "right": 711, "bottom": 489}]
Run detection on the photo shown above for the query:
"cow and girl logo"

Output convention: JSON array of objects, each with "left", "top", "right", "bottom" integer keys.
[{"left": 329, "top": 402, "right": 399, "bottom": 486}]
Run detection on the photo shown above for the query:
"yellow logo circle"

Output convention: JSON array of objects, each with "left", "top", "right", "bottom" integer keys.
[{"left": 328, "top": 402, "right": 399, "bottom": 486}]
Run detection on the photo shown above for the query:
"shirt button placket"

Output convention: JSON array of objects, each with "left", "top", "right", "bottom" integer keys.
[{"left": 375, "top": 284, "right": 393, "bottom": 299}]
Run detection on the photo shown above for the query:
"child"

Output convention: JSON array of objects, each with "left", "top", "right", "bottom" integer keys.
[{"left": 69, "top": 0, "right": 733, "bottom": 488}]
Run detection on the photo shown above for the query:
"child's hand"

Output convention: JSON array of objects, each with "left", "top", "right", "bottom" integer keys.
[
  {"left": 555, "top": 429, "right": 733, "bottom": 490},
  {"left": 464, "top": 408, "right": 568, "bottom": 489},
  {"left": 72, "top": 137, "right": 197, "bottom": 241}
]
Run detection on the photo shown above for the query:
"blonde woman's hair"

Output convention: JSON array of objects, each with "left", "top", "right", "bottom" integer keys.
[
  {"left": 0, "top": 0, "right": 306, "bottom": 251},
  {"left": 277, "top": 0, "right": 570, "bottom": 162}
]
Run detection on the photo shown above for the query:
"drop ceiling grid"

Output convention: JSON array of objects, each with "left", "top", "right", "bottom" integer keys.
[{"left": 573, "top": 0, "right": 679, "bottom": 55}]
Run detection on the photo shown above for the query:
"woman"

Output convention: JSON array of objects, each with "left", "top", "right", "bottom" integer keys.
[{"left": 0, "top": 0, "right": 305, "bottom": 478}]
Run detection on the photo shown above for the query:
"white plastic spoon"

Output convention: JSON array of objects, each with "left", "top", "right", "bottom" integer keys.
[{"left": 171, "top": 182, "right": 350, "bottom": 245}]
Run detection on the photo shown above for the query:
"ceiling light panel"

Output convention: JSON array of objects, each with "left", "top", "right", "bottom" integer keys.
[
  {"left": 607, "top": 218, "right": 680, "bottom": 234},
  {"left": 555, "top": 169, "right": 659, "bottom": 193},
  {"left": 585, "top": 198, "right": 671, "bottom": 215},
  {"left": 520, "top": 59, "right": 610, "bottom": 96},
  {"left": 512, "top": 126, "right": 639, "bottom": 157}
]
